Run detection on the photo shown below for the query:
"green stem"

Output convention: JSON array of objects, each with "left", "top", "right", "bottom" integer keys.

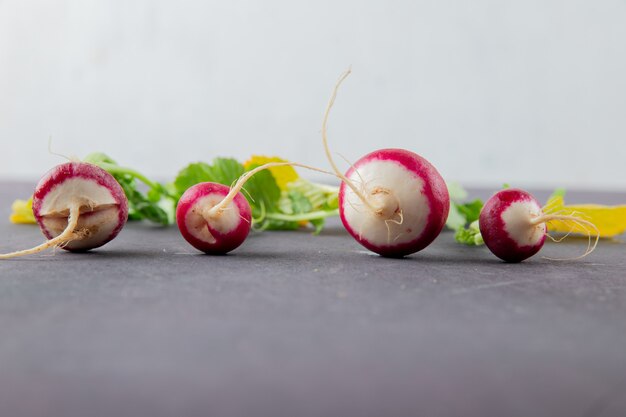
[
  {"left": 94, "top": 162, "right": 161, "bottom": 192},
  {"left": 265, "top": 209, "right": 339, "bottom": 222},
  {"left": 309, "top": 182, "right": 340, "bottom": 194}
]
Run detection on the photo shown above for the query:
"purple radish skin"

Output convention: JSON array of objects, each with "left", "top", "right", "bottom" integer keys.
[
  {"left": 1, "top": 162, "right": 128, "bottom": 258},
  {"left": 322, "top": 70, "right": 450, "bottom": 258},
  {"left": 479, "top": 188, "right": 599, "bottom": 262}
]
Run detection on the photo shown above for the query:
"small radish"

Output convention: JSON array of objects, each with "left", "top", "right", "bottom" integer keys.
[
  {"left": 321, "top": 70, "right": 450, "bottom": 257},
  {"left": 176, "top": 182, "right": 252, "bottom": 255},
  {"left": 479, "top": 188, "right": 599, "bottom": 262},
  {"left": 176, "top": 162, "right": 330, "bottom": 255},
  {"left": 1, "top": 162, "right": 129, "bottom": 258}
]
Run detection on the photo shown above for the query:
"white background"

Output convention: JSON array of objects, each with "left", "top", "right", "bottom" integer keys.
[{"left": 1, "top": 0, "right": 625, "bottom": 190}]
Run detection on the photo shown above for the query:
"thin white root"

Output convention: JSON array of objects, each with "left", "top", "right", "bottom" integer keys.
[
  {"left": 251, "top": 200, "right": 267, "bottom": 224},
  {"left": 47, "top": 137, "right": 80, "bottom": 163},
  {"left": 546, "top": 229, "right": 575, "bottom": 243},
  {"left": 545, "top": 215, "right": 581, "bottom": 243},
  {"left": 338, "top": 152, "right": 366, "bottom": 186},
  {"left": 346, "top": 195, "right": 367, "bottom": 214},
  {"left": 340, "top": 153, "right": 378, "bottom": 212},
  {"left": 238, "top": 212, "right": 251, "bottom": 225},
  {"left": 568, "top": 218, "right": 595, "bottom": 259},
  {"left": 321, "top": 68, "right": 378, "bottom": 213},
  {"left": 205, "top": 162, "right": 337, "bottom": 218},
  {"left": 384, "top": 210, "right": 405, "bottom": 244},
  {"left": 531, "top": 214, "right": 600, "bottom": 261},
  {"left": 0, "top": 205, "right": 81, "bottom": 259},
  {"left": 384, "top": 218, "right": 392, "bottom": 244},
  {"left": 238, "top": 187, "right": 256, "bottom": 204}
]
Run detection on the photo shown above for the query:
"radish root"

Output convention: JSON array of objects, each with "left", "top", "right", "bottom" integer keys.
[
  {"left": 47, "top": 137, "right": 81, "bottom": 163},
  {"left": 321, "top": 69, "right": 400, "bottom": 220},
  {"left": 322, "top": 69, "right": 382, "bottom": 215},
  {"left": 384, "top": 209, "right": 405, "bottom": 244},
  {"left": 205, "top": 162, "right": 336, "bottom": 219},
  {"left": 530, "top": 213, "right": 600, "bottom": 260},
  {"left": 0, "top": 204, "right": 82, "bottom": 259}
]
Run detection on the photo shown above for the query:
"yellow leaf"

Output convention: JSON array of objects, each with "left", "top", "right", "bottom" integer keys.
[
  {"left": 243, "top": 155, "right": 299, "bottom": 191},
  {"left": 10, "top": 198, "right": 36, "bottom": 224},
  {"left": 545, "top": 195, "right": 626, "bottom": 238}
]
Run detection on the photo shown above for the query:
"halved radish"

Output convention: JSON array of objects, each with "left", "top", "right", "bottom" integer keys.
[{"left": 1, "top": 162, "right": 128, "bottom": 258}]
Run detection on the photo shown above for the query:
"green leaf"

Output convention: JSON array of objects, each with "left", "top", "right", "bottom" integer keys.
[
  {"left": 268, "top": 180, "right": 340, "bottom": 232},
  {"left": 115, "top": 175, "right": 171, "bottom": 226},
  {"left": 262, "top": 219, "right": 300, "bottom": 231},
  {"left": 456, "top": 199, "right": 483, "bottom": 224},
  {"left": 173, "top": 162, "right": 217, "bottom": 197},
  {"left": 287, "top": 190, "right": 313, "bottom": 214},
  {"left": 285, "top": 179, "right": 339, "bottom": 211},
  {"left": 445, "top": 182, "right": 485, "bottom": 246},
  {"left": 212, "top": 158, "right": 246, "bottom": 185},
  {"left": 446, "top": 199, "right": 484, "bottom": 231},
  {"left": 309, "top": 218, "right": 325, "bottom": 235},
  {"left": 454, "top": 220, "right": 484, "bottom": 246},
  {"left": 171, "top": 158, "right": 283, "bottom": 229},
  {"left": 172, "top": 158, "right": 245, "bottom": 199},
  {"left": 241, "top": 165, "right": 281, "bottom": 215},
  {"left": 147, "top": 187, "right": 162, "bottom": 203},
  {"left": 86, "top": 152, "right": 174, "bottom": 226},
  {"left": 266, "top": 189, "right": 316, "bottom": 232}
]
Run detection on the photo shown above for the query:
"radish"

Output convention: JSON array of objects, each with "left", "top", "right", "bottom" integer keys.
[
  {"left": 176, "top": 182, "right": 252, "bottom": 255},
  {"left": 176, "top": 162, "right": 331, "bottom": 255},
  {"left": 479, "top": 188, "right": 599, "bottom": 262},
  {"left": 321, "top": 70, "right": 450, "bottom": 257},
  {"left": 1, "top": 162, "right": 129, "bottom": 258}
]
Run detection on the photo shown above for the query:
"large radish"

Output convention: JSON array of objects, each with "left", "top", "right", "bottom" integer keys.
[{"left": 322, "top": 70, "right": 450, "bottom": 257}]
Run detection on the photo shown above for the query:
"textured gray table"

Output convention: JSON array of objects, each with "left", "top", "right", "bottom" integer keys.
[{"left": 1, "top": 182, "right": 625, "bottom": 417}]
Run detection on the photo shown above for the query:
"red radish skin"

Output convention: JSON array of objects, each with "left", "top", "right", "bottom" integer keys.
[
  {"left": 479, "top": 188, "right": 548, "bottom": 263},
  {"left": 1, "top": 162, "right": 129, "bottom": 259},
  {"left": 339, "top": 148, "right": 449, "bottom": 257},
  {"left": 176, "top": 182, "right": 252, "bottom": 255}
]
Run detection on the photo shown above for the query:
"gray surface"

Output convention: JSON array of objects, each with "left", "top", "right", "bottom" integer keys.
[{"left": 0, "top": 181, "right": 625, "bottom": 417}]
